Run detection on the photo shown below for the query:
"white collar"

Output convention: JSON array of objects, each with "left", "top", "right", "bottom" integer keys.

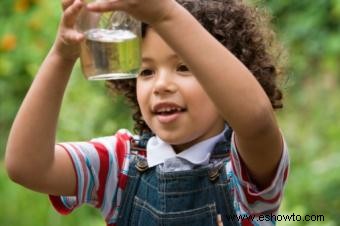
[{"left": 146, "top": 127, "right": 227, "bottom": 168}]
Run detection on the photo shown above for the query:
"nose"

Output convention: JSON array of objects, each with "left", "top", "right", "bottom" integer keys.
[{"left": 153, "top": 70, "right": 177, "bottom": 95}]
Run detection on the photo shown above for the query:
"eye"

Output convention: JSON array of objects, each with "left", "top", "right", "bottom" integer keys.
[
  {"left": 139, "top": 68, "right": 154, "bottom": 77},
  {"left": 177, "top": 64, "right": 190, "bottom": 72}
]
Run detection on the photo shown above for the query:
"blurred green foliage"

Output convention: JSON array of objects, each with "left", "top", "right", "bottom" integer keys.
[
  {"left": 264, "top": 0, "right": 340, "bottom": 225},
  {"left": 266, "top": 0, "right": 340, "bottom": 83},
  {"left": 0, "top": 0, "right": 339, "bottom": 225}
]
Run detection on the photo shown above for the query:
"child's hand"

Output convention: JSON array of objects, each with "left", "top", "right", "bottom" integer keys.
[
  {"left": 86, "top": 0, "right": 177, "bottom": 26},
  {"left": 53, "top": 0, "right": 84, "bottom": 61}
]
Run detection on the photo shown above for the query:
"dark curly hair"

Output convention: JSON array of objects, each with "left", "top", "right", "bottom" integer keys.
[{"left": 106, "top": 0, "right": 285, "bottom": 135}]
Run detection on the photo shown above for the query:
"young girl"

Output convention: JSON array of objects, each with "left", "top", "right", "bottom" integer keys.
[{"left": 5, "top": 0, "right": 289, "bottom": 225}]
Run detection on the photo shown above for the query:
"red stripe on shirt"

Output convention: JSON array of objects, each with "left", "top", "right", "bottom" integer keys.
[
  {"left": 49, "top": 195, "right": 73, "bottom": 215},
  {"left": 237, "top": 190, "right": 280, "bottom": 216},
  {"left": 115, "top": 133, "right": 130, "bottom": 189},
  {"left": 230, "top": 134, "right": 286, "bottom": 204},
  {"left": 106, "top": 132, "right": 131, "bottom": 222},
  {"left": 241, "top": 219, "right": 254, "bottom": 226},
  {"left": 70, "top": 143, "right": 89, "bottom": 204},
  {"left": 118, "top": 174, "right": 129, "bottom": 190},
  {"left": 230, "top": 135, "right": 252, "bottom": 183},
  {"left": 115, "top": 135, "right": 126, "bottom": 173},
  {"left": 59, "top": 144, "right": 79, "bottom": 197},
  {"left": 48, "top": 144, "right": 80, "bottom": 214},
  {"left": 91, "top": 141, "right": 110, "bottom": 208},
  {"left": 244, "top": 185, "right": 282, "bottom": 204}
]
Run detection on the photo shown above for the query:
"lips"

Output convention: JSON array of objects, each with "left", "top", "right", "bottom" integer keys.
[
  {"left": 152, "top": 102, "right": 186, "bottom": 123},
  {"left": 152, "top": 102, "right": 186, "bottom": 114}
]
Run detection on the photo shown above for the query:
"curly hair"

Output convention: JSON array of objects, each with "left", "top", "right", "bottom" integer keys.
[{"left": 106, "top": 0, "right": 285, "bottom": 135}]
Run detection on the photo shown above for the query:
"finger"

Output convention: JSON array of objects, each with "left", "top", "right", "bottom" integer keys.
[
  {"left": 58, "top": 24, "right": 84, "bottom": 46},
  {"left": 61, "top": 0, "right": 75, "bottom": 11},
  {"left": 216, "top": 214, "right": 224, "bottom": 226},
  {"left": 86, "top": 0, "right": 123, "bottom": 12},
  {"left": 62, "top": 0, "right": 84, "bottom": 28},
  {"left": 63, "top": 30, "right": 85, "bottom": 44}
]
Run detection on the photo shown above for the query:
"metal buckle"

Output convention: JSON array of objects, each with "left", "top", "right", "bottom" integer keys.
[
  {"left": 135, "top": 158, "right": 149, "bottom": 172},
  {"left": 209, "top": 168, "right": 220, "bottom": 182}
]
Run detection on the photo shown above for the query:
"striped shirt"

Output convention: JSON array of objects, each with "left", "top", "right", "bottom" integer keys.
[{"left": 49, "top": 129, "right": 289, "bottom": 226}]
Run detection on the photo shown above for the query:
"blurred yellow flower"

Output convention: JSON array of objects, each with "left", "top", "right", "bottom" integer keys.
[
  {"left": 0, "top": 34, "right": 17, "bottom": 52},
  {"left": 15, "top": 0, "right": 30, "bottom": 12},
  {"left": 28, "top": 18, "right": 42, "bottom": 31},
  {"left": 14, "top": 0, "right": 40, "bottom": 13}
]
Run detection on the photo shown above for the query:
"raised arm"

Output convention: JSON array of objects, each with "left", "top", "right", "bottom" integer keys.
[
  {"left": 5, "top": 0, "right": 84, "bottom": 195},
  {"left": 87, "top": 0, "right": 283, "bottom": 188},
  {"left": 153, "top": 4, "right": 283, "bottom": 189}
]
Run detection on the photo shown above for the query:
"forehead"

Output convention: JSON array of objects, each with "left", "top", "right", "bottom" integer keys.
[{"left": 141, "top": 29, "right": 179, "bottom": 61}]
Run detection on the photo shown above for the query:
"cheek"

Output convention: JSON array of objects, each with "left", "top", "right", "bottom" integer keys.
[
  {"left": 186, "top": 81, "right": 212, "bottom": 106},
  {"left": 186, "top": 83, "right": 220, "bottom": 117}
]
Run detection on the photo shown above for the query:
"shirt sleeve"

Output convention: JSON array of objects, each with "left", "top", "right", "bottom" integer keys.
[
  {"left": 49, "top": 129, "right": 132, "bottom": 222},
  {"left": 227, "top": 131, "right": 289, "bottom": 216}
]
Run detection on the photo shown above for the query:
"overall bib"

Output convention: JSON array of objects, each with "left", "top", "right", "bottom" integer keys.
[{"left": 117, "top": 130, "right": 239, "bottom": 226}]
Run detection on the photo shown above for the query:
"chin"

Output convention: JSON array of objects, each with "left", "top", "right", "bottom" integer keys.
[
  {"left": 157, "top": 132, "right": 182, "bottom": 144},
  {"left": 159, "top": 132, "right": 195, "bottom": 149}
]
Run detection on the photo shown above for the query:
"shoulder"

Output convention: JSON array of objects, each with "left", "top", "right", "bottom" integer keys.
[
  {"left": 89, "top": 129, "right": 135, "bottom": 143},
  {"left": 225, "top": 131, "right": 289, "bottom": 215},
  {"left": 87, "top": 129, "right": 135, "bottom": 152},
  {"left": 115, "top": 128, "right": 135, "bottom": 138}
]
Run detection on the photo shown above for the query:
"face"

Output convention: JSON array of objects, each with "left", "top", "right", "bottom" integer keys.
[{"left": 137, "top": 29, "right": 225, "bottom": 152}]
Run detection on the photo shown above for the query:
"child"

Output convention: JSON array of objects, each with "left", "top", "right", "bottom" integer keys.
[{"left": 5, "top": 0, "right": 289, "bottom": 225}]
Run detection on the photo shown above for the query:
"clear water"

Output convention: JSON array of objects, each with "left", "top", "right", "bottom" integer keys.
[{"left": 80, "top": 28, "right": 141, "bottom": 80}]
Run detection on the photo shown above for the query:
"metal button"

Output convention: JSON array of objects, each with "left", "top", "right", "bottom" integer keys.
[
  {"left": 135, "top": 158, "right": 148, "bottom": 172},
  {"left": 209, "top": 168, "right": 220, "bottom": 182}
]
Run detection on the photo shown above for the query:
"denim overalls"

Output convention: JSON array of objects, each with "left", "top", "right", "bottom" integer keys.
[{"left": 117, "top": 130, "right": 240, "bottom": 226}]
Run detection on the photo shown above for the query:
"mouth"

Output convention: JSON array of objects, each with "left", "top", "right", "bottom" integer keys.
[
  {"left": 152, "top": 103, "right": 186, "bottom": 115},
  {"left": 152, "top": 102, "right": 186, "bottom": 123}
]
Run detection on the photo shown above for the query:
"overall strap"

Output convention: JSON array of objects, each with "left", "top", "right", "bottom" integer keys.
[
  {"left": 209, "top": 127, "right": 240, "bottom": 225},
  {"left": 117, "top": 156, "right": 147, "bottom": 226},
  {"left": 210, "top": 161, "right": 240, "bottom": 226},
  {"left": 117, "top": 134, "right": 151, "bottom": 226}
]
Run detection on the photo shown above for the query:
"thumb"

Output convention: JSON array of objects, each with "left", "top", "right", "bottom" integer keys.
[{"left": 62, "top": 0, "right": 75, "bottom": 11}]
